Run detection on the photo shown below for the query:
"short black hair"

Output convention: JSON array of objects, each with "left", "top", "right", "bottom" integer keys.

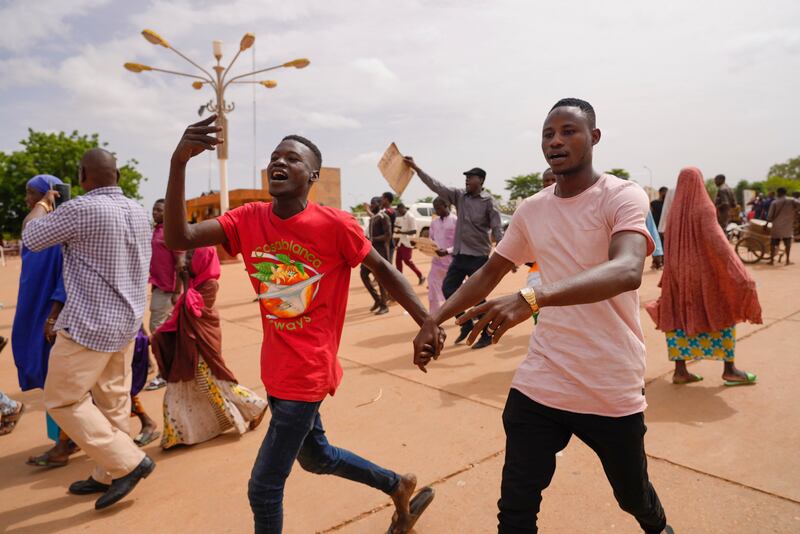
[
  {"left": 433, "top": 196, "right": 449, "bottom": 207},
  {"left": 659, "top": 186, "right": 668, "bottom": 194},
  {"left": 154, "top": 198, "right": 165, "bottom": 205},
  {"left": 282, "top": 135, "right": 322, "bottom": 170},
  {"left": 777, "top": 187, "right": 787, "bottom": 195},
  {"left": 382, "top": 191, "right": 394, "bottom": 202},
  {"left": 397, "top": 203, "right": 406, "bottom": 209},
  {"left": 715, "top": 174, "right": 725, "bottom": 182},
  {"left": 550, "top": 98, "right": 596, "bottom": 128}
]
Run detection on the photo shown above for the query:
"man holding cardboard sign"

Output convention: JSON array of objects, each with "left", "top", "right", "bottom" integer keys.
[{"left": 403, "top": 157, "right": 504, "bottom": 350}]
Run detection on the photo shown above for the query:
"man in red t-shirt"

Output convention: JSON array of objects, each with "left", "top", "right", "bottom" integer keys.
[{"left": 163, "top": 116, "right": 441, "bottom": 534}]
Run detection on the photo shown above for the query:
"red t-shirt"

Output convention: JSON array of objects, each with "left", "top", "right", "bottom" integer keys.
[{"left": 218, "top": 201, "right": 371, "bottom": 401}]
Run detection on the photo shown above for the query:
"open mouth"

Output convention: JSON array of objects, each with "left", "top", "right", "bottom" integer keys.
[
  {"left": 270, "top": 169, "right": 289, "bottom": 181},
  {"left": 547, "top": 153, "right": 568, "bottom": 163}
]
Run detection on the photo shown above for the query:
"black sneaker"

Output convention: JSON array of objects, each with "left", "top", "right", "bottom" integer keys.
[
  {"left": 69, "top": 477, "right": 110, "bottom": 495},
  {"left": 95, "top": 455, "right": 155, "bottom": 510},
  {"left": 662, "top": 526, "right": 675, "bottom": 534},
  {"left": 374, "top": 306, "right": 389, "bottom": 315},
  {"left": 454, "top": 322, "right": 473, "bottom": 345},
  {"left": 471, "top": 333, "right": 493, "bottom": 350}
]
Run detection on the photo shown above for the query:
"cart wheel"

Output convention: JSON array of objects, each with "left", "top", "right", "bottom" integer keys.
[{"left": 735, "top": 237, "right": 765, "bottom": 264}]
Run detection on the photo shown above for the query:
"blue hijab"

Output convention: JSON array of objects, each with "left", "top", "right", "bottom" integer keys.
[
  {"left": 27, "top": 174, "right": 63, "bottom": 194},
  {"left": 12, "top": 174, "right": 67, "bottom": 393}
]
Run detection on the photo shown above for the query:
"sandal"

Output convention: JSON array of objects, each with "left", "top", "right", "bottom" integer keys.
[
  {"left": 0, "top": 402, "right": 25, "bottom": 436},
  {"left": 386, "top": 486, "right": 435, "bottom": 534},
  {"left": 134, "top": 429, "right": 161, "bottom": 447},
  {"left": 27, "top": 452, "right": 69, "bottom": 467},
  {"left": 724, "top": 371, "right": 757, "bottom": 387},
  {"left": 672, "top": 373, "right": 703, "bottom": 385},
  {"left": 27, "top": 440, "right": 80, "bottom": 467}
]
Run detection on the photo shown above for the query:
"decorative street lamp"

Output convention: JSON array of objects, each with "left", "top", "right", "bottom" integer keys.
[{"left": 124, "top": 29, "right": 309, "bottom": 213}]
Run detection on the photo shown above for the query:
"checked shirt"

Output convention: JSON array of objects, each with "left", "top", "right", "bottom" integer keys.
[{"left": 22, "top": 186, "right": 151, "bottom": 353}]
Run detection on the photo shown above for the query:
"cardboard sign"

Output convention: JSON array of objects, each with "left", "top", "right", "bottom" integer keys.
[
  {"left": 377, "top": 142, "right": 413, "bottom": 196},
  {"left": 412, "top": 237, "right": 440, "bottom": 257}
]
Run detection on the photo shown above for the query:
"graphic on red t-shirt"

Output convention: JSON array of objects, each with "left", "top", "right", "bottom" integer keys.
[
  {"left": 250, "top": 252, "right": 323, "bottom": 319},
  {"left": 216, "top": 201, "right": 372, "bottom": 402}
]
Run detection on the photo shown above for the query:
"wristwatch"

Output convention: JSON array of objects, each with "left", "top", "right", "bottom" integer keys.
[{"left": 519, "top": 287, "right": 540, "bottom": 324}]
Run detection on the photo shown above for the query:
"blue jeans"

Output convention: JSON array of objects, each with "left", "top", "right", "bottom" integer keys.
[{"left": 248, "top": 396, "right": 400, "bottom": 534}]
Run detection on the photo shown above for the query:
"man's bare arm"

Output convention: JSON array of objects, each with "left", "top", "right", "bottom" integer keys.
[
  {"left": 164, "top": 115, "right": 228, "bottom": 251},
  {"left": 457, "top": 231, "right": 648, "bottom": 345}
]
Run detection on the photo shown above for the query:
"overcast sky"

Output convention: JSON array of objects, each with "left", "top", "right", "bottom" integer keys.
[{"left": 2, "top": 0, "right": 799, "bottom": 212}]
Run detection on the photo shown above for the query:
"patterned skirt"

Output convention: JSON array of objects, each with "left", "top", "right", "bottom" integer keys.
[
  {"left": 666, "top": 326, "right": 736, "bottom": 362},
  {"left": 161, "top": 359, "right": 267, "bottom": 449}
]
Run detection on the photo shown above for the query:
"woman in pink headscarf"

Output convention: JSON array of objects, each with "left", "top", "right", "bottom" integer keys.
[
  {"left": 646, "top": 167, "right": 761, "bottom": 386},
  {"left": 152, "top": 246, "right": 267, "bottom": 449}
]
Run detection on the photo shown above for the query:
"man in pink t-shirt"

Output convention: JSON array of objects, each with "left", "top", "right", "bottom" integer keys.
[
  {"left": 414, "top": 99, "right": 671, "bottom": 534},
  {"left": 163, "top": 116, "right": 439, "bottom": 534}
]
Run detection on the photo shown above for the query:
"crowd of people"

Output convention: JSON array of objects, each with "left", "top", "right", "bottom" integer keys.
[{"left": 0, "top": 95, "right": 793, "bottom": 534}]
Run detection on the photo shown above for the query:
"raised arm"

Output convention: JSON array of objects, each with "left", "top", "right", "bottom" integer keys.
[
  {"left": 22, "top": 191, "right": 79, "bottom": 252},
  {"left": 403, "top": 156, "right": 458, "bottom": 205},
  {"left": 456, "top": 231, "right": 647, "bottom": 346},
  {"left": 165, "top": 115, "right": 229, "bottom": 251}
]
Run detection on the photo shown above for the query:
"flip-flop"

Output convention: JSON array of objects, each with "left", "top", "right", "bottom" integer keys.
[
  {"left": 386, "top": 486, "right": 435, "bottom": 534},
  {"left": 672, "top": 373, "right": 703, "bottom": 385},
  {"left": 134, "top": 429, "right": 161, "bottom": 447},
  {"left": 724, "top": 371, "right": 757, "bottom": 387},
  {"left": 26, "top": 452, "right": 69, "bottom": 468}
]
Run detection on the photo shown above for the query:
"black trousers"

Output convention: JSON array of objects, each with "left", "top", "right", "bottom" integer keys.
[
  {"left": 499, "top": 389, "right": 667, "bottom": 534},
  {"left": 442, "top": 254, "right": 489, "bottom": 299},
  {"left": 360, "top": 243, "right": 390, "bottom": 305}
]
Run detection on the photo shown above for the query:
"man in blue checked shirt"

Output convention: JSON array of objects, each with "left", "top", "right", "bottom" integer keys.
[{"left": 22, "top": 148, "right": 154, "bottom": 510}]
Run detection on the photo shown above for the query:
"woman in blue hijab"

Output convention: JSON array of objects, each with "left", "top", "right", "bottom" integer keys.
[{"left": 11, "top": 174, "right": 79, "bottom": 466}]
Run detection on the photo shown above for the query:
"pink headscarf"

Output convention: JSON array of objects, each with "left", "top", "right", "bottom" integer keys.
[
  {"left": 157, "top": 247, "right": 221, "bottom": 333},
  {"left": 646, "top": 167, "right": 762, "bottom": 335}
]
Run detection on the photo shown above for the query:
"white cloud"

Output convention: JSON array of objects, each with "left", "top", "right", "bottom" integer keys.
[
  {"left": 0, "top": 57, "right": 57, "bottom": 89},
  {"left": 304, "top": 112, "right": 361, "bottom": 130},
  {"left": 0, "top": 0, "right": 110, "bottom": 52},
  {"left": 352, "top": 58, "right": 398, "bottom": 84},
  {"left": 350, "top": 151, "right": 383, "bottom": 165},
  {"left": 2, "top": 0, "right": 800, "bottom": 214}
]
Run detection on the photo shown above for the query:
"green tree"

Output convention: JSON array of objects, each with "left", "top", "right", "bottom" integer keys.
[
  {"left": 705, "top": 178, "right": 717, "bottom": 200},
  {"left": 763, "top": 175, "right": 799, "bottom": 194},
  {"left": 416, "top": 195, "right": 435, "bottom": 203},
  {"left": 505, "top": 172, "right": 542, "bottom": 200},
  {"left": 767, "top": 155, "right": 800, "bottom": 181},
  {"left": 483, "top": 187, "right": 503, "bottom": 202},
  {"left": 605, "top": 168, "right": 630, "bottom": 180},
  {"left": 0, "top": 129, "right": 146, "bottom": 237}
]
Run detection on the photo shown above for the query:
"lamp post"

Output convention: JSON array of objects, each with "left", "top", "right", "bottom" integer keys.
[{"left": 125, "top": 29, "right": 309, "bottom": 213}]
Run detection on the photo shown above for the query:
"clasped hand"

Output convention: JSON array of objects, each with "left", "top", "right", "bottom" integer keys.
[{"left": 457, "top": 293, "right": 532, "bottom": 346}]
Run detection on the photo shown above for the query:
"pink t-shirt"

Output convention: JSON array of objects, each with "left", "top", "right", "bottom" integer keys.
[
  {"left": 495, "top": 175, "right": 655, "bottom": 417},
  {"left": 149, "top": 224, "right": 177, "bottom": 292}
]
